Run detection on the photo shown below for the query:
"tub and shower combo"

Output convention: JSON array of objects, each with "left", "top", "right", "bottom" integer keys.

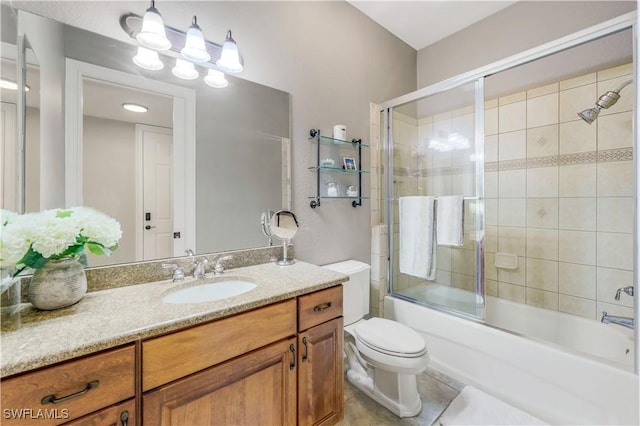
[{"left": 377, "top": 11, "right": 639, "bottom": 425}]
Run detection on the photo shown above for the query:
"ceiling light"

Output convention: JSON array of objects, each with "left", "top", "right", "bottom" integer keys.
[
  {"left": 133, "top": 46, "right": 164, "bottom": 70},
  {"left": 181, "top": 16, "right": 211, "bottom": 63},
  {"left": 122, "top": 103, "right": 149, "bottom": 113},
  {"left": 136, "top": 0, "right": 171, "bottom": 51},
  {"left": 172, "top": 58, "right": 199, "bottom": 80},
  {"left": 216, "top": 30, "right": 243, "bottom": 73},
  {"left": 204, "top": 69, "right": 228, "bottom": 88},
  {"left": 0, "top": 79, "right": 30, "bottom": 91}
]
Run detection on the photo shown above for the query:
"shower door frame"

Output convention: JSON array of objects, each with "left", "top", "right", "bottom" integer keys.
[{"left": 380, "top": 11, "right": 639, "bottom": 373}]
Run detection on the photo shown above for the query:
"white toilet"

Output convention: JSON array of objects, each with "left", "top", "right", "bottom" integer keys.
[{"left": 322, "top": 260, "right": 429, "bottom": 417}]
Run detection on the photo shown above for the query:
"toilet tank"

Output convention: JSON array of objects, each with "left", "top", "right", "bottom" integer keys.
[{"left": 322, "top": 260, "right": 370, "bottom": 326}]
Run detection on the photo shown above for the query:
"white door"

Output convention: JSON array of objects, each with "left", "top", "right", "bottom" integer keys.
[{"left": 138, "top": 125, "right": 173, "bottom": 260}]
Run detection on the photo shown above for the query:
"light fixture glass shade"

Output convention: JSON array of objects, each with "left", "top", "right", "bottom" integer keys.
[
  {"left": 133, "top": 47, "right": 164, "bottom": 70},
  {"left": 122, "top": 103, "right": 149, "bottom": 113},
  {"left": 136, "top": 1, "right": 171, "bottom": 51},
  {"left": 172, "top": 58, "right": 199, "bottom": 80},
  {"left": 216, "top": 30, "right": 243, "bottom": 73},
  {"left": 204, "top": 69, "right": 228, "bottom": 88},
  {"left": 181, "top": 16, "right": 211, "bottom": 62}
]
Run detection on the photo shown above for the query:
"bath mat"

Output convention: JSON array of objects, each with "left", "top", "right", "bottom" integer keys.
[{"left": 438, "top": 386, "right": 547, "bottom": 425}]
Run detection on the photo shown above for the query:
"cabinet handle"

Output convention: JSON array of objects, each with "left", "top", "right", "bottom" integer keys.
[
  {"left": 289, "top": 344, "right": 296, "bottom": 370},
  {"left": 120, "top": 410, "right": 129, "bottom": 426},
  {"left": 313, "top": 302, "right": 332, "bottom": 312},
  {"left": 41, "top": 380, "right": 99, "bottom": 405},
  {"left": 302, "top": 337, "right": 309, "bottom": 362}
]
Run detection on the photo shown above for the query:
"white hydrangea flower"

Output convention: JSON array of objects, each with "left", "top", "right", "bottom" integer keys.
[
  {"left": 0, "top": 220, "right": 33, "bottom": 266},
  {"left": 30, "top": 210, "right": 79, "bottom": 258},
  {"left": 71, "top": 206, "right": 122, "bottom": 248}
]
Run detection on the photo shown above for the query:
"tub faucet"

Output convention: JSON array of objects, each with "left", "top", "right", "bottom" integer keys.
[
  {"left": 614, "top": 286, "right": 634, "bottom": 301},
  {"left": 601, "top": 311, "right": 634, "bottom": 329}
]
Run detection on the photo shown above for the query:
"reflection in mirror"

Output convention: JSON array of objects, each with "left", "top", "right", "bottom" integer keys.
[
  {"left": 13, "top": 8, "right": 291, "bottom": 269},
  {"left": 268, "top": 210, "right": 298, "bottom": 266},
  {"left": 1, "top": 4, "right": 19, "bottom": 212}
]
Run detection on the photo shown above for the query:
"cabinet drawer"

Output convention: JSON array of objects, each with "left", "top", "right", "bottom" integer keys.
[
  {"left": 63, "top": 398, "right": 135, "bottom": 426},
  {"left": 143, "top": 299, "right": 297, "bottom": 391},
  {"left": 1, "top": 345, "right": 135, "bottom": 426},
  {"left": 298, "top": 286, "right": 343, "bottom": 331}
]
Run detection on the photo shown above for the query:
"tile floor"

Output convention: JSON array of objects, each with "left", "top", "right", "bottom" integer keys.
[{"left": 337, "top": 367, "right": 465, "bottom": 426}]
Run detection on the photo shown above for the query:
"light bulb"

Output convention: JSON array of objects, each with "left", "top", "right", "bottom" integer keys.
[
  {"left": 172, "top": 58, "right": 199, "bottom": 80},
  {"left": 136, "top": 0, "right": 171, "bottom": 51},
  {"left": 216, "top": 30, "right": 243, "bottom": 73},
  {"left": 133, "top": 46, "right": 164, "bottom": 71},
  {"left": 204, "top": 69, "right": 228, "bottom": 88},
  {"left": 181, "top": 16, "right": 211, "bottom": 62}
]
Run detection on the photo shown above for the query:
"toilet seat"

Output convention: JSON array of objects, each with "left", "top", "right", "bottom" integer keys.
[{"left": 354, "top": 318, "right": 427, "bottom": 358}]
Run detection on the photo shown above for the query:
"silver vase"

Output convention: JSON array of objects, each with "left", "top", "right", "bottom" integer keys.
[{"left": 28, "top": 257, "right": 87, "bottom": 310}]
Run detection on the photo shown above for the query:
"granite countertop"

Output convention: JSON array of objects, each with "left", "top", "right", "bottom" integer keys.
[{"left": 1, "top": 260, "right": 347, "bottom": 377}]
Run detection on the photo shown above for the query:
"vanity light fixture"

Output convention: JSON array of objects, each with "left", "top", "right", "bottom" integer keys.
[
  {"left": 172, "top": 58, "right": 199, "bottom": 80},
  {"left": 133, "top": 46, "right": 164, "bottom": 71},
  {"left": 136, "top": 0, "right": 171, "bottom": 51},
  {"left": 0, "top": 78, "right": 30, "bottom": 92},
  {"left": 181, "top": 16, "right": 211, "bottom": 63},
  {"left": 122, "top": 103, "right": 149, "bottom": 113},
  {"left": 216, "top": 30, "right": 243, "bottom": 73},
  {"left": 203, "top": 69, "right": 228, "bottom": 88}
]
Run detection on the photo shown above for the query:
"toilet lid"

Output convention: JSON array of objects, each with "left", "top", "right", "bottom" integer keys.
[{"left": 354, "top": 317, "right": 426, "bottom": 356}]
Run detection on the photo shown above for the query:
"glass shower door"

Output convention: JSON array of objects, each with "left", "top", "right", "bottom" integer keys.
[{"left": 387, "top": 79, "right": 485, "bottom": 318}]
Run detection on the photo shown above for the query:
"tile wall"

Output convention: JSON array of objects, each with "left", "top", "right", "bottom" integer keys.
[
  {"left": 377, "top": 63, "right": 634, "bottom": 322},
  {"left": 485, "top": 63, "right": 634, "bottom": 320}
]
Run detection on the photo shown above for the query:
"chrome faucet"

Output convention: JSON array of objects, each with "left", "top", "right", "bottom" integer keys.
[
  {"left": 213, "top": 255, "right": 233, "bottom": 275},
  {"left": 614, "top": 286, "right": 634, "bottom": 301},
  {"left": 193, "top": 258, "right": 209, "bottom": 279},
  {"left": 601, "top": 311, "right": 634, "bottom": 329},
  {"left": 162, "top": 263, "right": 185, "bottom": 282}
]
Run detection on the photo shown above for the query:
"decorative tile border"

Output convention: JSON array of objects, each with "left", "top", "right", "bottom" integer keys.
[{"left": 391, "top": 147, "right": 631, "bottom": 178}]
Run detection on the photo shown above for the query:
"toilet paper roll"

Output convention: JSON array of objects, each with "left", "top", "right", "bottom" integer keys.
[{"left": 333, "top": 125, "right": 347, "bottom": 141}]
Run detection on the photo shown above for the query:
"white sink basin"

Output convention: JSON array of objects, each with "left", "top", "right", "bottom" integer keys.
[{"left": 162, "top": 278, "right": 257, "bottom": 304}]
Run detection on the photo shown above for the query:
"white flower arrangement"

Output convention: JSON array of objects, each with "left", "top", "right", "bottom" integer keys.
[{"left": 0, "top": 207, "right": 122, "bottom": 276}]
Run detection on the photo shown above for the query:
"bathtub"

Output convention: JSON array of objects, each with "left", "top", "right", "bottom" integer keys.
[{"left": 385, "top": 293, "right": 639, "bottom": 425}]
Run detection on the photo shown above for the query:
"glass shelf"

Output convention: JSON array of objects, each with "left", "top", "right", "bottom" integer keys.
[
  {"left": 309, "top": 196, "right": 370, "bottom": 200},
  {"left": 308, "top": 166, "right": 369, "bottom": 174},
  {"left": 310, "top": 135, "right": 369, "bottom": 148}
]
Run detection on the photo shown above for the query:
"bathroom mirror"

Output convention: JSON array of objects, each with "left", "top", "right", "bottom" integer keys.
[
  {"left": 11, "top": 7, "right": 291, "bottom": 268},
  {"left": 268, "top": 210, "right": 299, "bottom": 266}
]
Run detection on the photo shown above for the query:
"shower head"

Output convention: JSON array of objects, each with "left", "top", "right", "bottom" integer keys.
[{"left": 577, "top": 79, "right": 632, "bottom": 124}]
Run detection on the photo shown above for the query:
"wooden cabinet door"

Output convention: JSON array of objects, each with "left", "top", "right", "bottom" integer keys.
[
  {"left": 143, "top": 337, "right": 297, "bottom": 426},
  {"left": 62, "top": 398, "right": 134, "bottom": 426},
  {"left": 298, "top": 317, "right": 344, "bottom": 426}
]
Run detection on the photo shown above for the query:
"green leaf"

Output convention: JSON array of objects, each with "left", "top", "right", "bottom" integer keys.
[
  {"left": 87, "top": 242, "right": 111, "bottom": 256},
  {"left": 56, "top": 209, "right": 73, "bottom": 218},
  {"left": 18, "top": 246, "right": 49, "bottom": 270},
  {"left": 57, "top": 244, "right": 85, "bottom": 258}
]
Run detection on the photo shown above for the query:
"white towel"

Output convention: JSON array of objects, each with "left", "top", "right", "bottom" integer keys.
[
  {"left": 437, "top": 195, "right": 464, "bottom": 246},
  {"left": 439, "top": 386, "right": 547, "bottom": 425},
  {"left": 399, "top": 196, "right": 436, "bottom": 280}
]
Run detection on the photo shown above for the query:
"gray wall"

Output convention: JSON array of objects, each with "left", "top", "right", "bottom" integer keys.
[
  {"left": 417, "top": 1, "right": 636, "bottom": 88},
  {"left": 14, "top": 1, "right": 417, "bottom": 266}
]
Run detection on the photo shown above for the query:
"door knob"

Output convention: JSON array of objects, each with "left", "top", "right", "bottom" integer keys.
[{"left": 145, "top": 225, "right": 156, "bottom": 230}]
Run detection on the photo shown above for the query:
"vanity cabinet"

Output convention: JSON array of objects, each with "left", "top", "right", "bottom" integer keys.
[
  {"left": 1, "top": 345, "right": 135, "bottom": 426},
  {"left": 1, "top": 285, "right": 344, "bottom": 426},
  {"left": 143, "top": 337, "right": 297, "bottom": 425},
  {"left": 62, "top": 399, "right": 135, "bottom": 426},
  {"left": 297, "top": 286, "right": 344, "bottom": 426}
]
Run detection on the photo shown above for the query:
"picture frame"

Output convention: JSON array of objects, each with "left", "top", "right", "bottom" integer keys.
[{"left": 343, "top": 157, "right": 357, "bottom": 170}]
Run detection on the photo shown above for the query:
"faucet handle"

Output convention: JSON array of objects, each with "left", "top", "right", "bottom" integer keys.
[
  {"left": 213, "top": 255, "right": 233, "bottom": 275},
  {"left": 614, "top": 286, "right": 634, "bottom": 300},
  {"left": 162, "top": 263, "right": 185, "bottom": 282}
]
